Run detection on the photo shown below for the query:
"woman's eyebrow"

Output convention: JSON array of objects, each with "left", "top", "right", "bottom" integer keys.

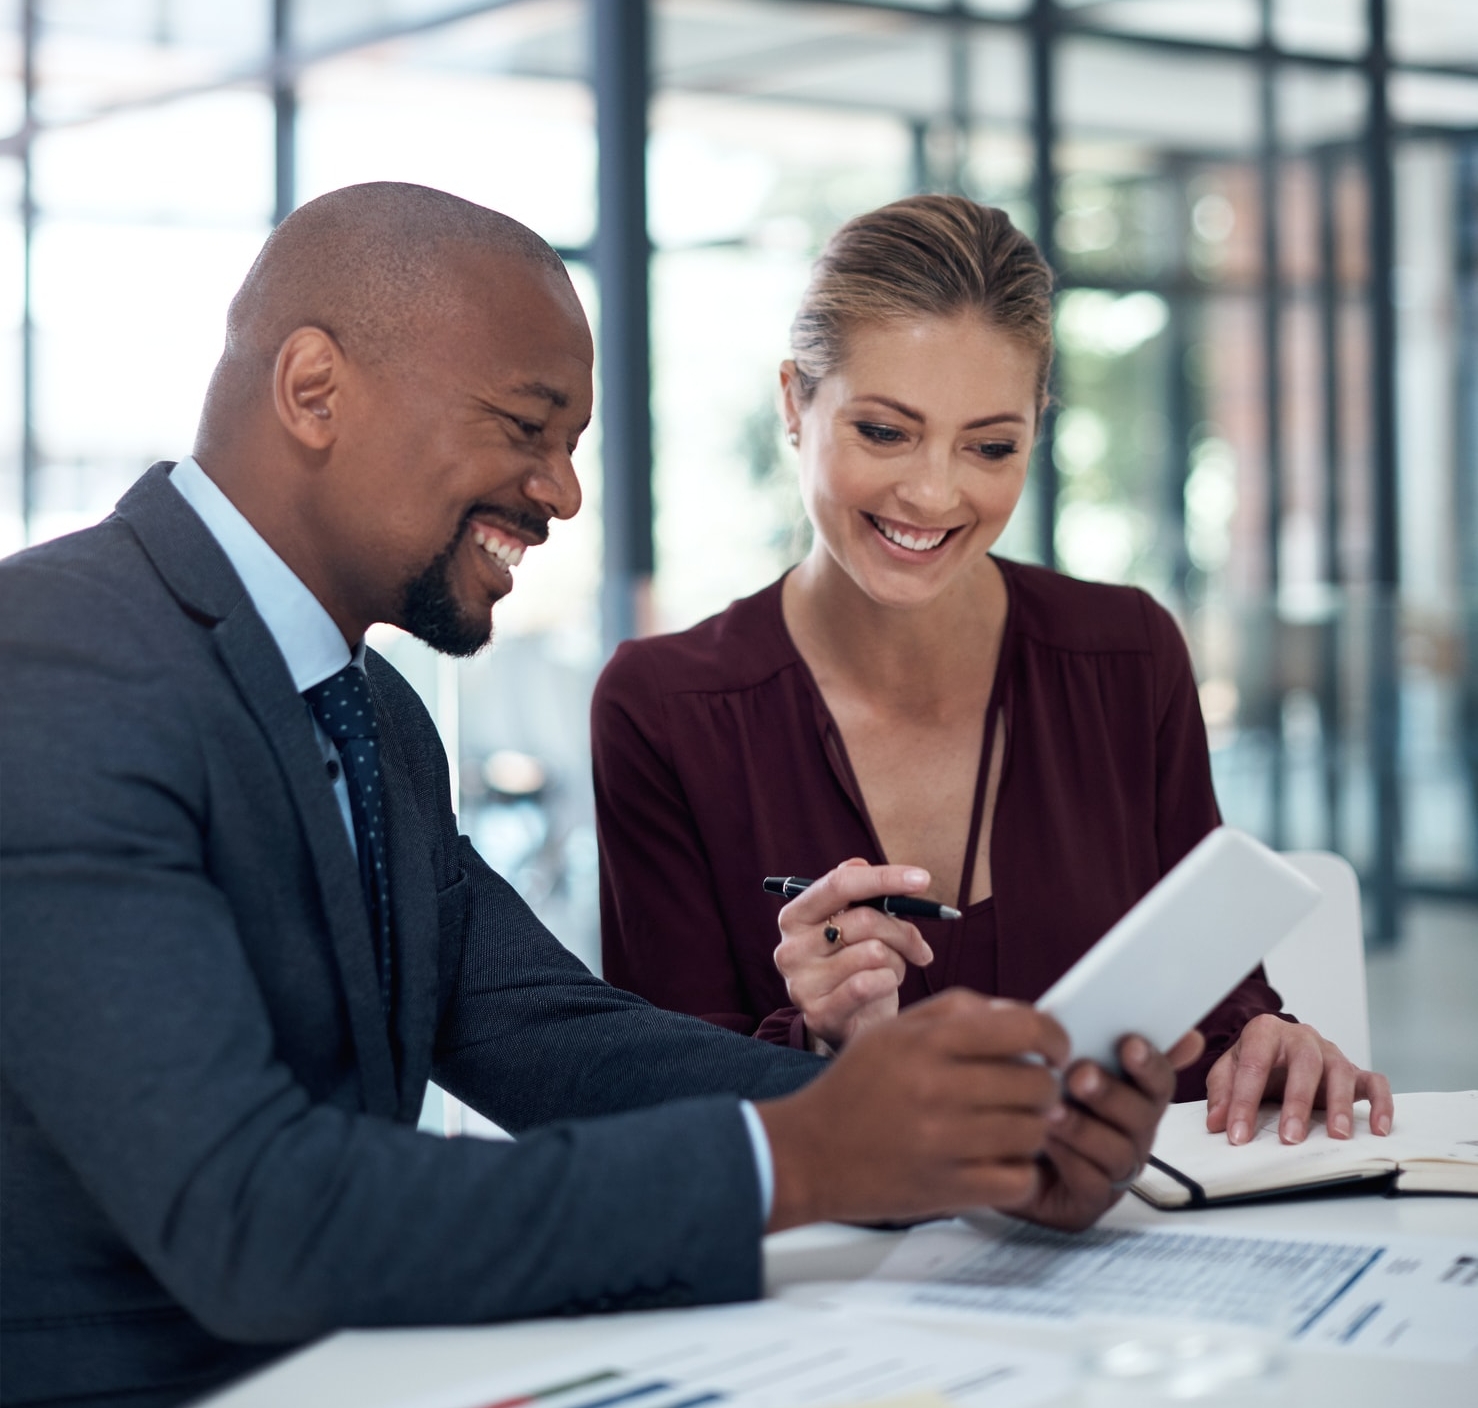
[
  {"left": 962, "top": 412, "right": 1028, "bottom": 430},
  {"left": 852, "top": 394, "right": 924, "bottom": 422},
  {"left": 852, "top": 395, "right": 1027, "bottom": 433}
]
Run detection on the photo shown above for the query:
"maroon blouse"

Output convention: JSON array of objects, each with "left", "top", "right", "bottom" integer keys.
[{"left": 592, "top": 558, "right": 1285, "bottom": 1101}]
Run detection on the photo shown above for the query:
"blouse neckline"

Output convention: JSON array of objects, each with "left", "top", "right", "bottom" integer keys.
[{"left": 760, "top": 557, "right": 1019, "bottom": 916}]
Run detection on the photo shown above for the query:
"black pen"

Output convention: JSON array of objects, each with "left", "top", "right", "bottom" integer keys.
[{"left": 762, "top": 876, "right": 963, "bottom": 921}]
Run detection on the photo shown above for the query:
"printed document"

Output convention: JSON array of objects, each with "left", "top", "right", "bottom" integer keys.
[
  {"left": 827, "top": 1218, "right": 1477, "bottom": 1363},
  {"left": 391, "top": 1301, "right": 1073, "bottom": 1408}
]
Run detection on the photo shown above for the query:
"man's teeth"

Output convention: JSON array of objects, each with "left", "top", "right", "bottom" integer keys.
[
  {"left": 874, "top": 517, "right": 947, "bottom": 552},
  {"left": 472, "top": 528, "right": 526, "bottom": 567}
]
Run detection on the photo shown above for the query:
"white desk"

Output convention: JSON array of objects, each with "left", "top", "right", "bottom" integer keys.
[{"left": 206, "top": 1193, "right": 1477, "bottom": 1408}]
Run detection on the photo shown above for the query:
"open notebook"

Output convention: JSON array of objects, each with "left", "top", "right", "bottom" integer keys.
[{"left": 1132, "top": 1090, "right": 1478, "bottom": 1209}]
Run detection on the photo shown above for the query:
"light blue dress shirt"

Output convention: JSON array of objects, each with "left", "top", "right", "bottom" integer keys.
[{"left": 164, "top": 457, "right": 776, "bottom": 1218}]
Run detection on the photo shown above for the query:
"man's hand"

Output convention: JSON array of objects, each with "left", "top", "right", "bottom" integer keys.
[
  {"left": 1001, "top": 1030, "right": 1204, "bottom": 1233},
  {"left": 756, "top": 990, "right": 1069, "bottom": 1231},
  {"left": 1206, "top": 1013, "right": 1393, "bottom": 1146},
  {"left": 773, "top": 858, "right": 936, "bottom": 1050}
]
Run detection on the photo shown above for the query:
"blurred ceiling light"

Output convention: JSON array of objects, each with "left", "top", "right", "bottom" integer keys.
[{"left": 483, "top": 750, "right": 547, "bottom": 799}]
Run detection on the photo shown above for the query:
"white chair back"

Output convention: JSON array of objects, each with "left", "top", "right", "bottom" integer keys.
[{"left": 1262, "top": 851, "right": 1371, "bottom": 1070}]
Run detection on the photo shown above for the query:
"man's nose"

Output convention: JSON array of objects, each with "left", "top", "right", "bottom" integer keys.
[{"left": 526, "top": 449, "right": 582, "bottom": 522}]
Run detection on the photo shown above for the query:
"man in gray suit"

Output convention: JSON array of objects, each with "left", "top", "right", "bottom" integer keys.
[{"left": 1, "top": 183, "right": 1182, "bottom": 1407}]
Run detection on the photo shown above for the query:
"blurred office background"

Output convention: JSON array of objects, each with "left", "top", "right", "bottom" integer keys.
[{"left": 3, "top": 0, "right": 1474, "bottom": 1090}]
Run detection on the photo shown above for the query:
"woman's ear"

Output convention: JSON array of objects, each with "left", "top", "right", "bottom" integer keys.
[
  {"left": 273, "top": 326, "right": 344, "bottom": 452},
  {"left": 779, "top": 359, "right": 804, "bottom": 445}
]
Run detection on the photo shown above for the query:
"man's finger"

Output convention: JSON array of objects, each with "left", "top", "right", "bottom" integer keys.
[
  {"left": 1165, "top": 1028, "right": 1206, "bottom": 1073},
  {"left": 1118, "top": 1035, "right": 1179, "bottom": 1106},
  {"left": 903, "top": 990, "right": 1070, "bottom": 1069},
  {"left": 1045, "top": 1098, "right": 1141, "bottom": 1184}
]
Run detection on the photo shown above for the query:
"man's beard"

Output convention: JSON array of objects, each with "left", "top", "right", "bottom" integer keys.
[
  {"left": 398, "top": 507, "right": 549, "bottom": 658},
  {"left": 398, "top": 524, "right": 494, "bottom": 658}
]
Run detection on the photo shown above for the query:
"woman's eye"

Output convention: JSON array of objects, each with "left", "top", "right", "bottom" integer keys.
[
  {"left": 856, "top": 422, "right": 906, "bottom": 444},
  {"left": 976, "top": 441, "right": 1018, "bottom": 461}
]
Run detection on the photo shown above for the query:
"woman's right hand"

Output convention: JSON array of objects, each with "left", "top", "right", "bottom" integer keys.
[{"left": 774, "top": 858, "right": 936, "bottom": 1050}]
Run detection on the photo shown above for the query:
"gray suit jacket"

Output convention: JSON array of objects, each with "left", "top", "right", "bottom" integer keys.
[{"left": 0, "top": 464, "right": 820, "bottom": 1407}]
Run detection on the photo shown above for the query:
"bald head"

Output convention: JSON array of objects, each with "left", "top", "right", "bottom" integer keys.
[
  {"left": 187, "top": 180, "right": 592, "bottom": 653},
  {"left": 199, "top": 182, "right": 571, "bottom": 432}
]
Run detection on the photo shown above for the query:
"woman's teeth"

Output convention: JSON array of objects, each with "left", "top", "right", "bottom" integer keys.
[
  {"left": 872, "top": 516, "right": 948, "bottom": 553},
  {"left": 472, "top": 528, "right": 525, "bottom": 567}
]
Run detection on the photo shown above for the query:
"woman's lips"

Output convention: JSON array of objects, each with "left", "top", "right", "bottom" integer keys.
[{"left": 866, "top": 512, "right": 959, "bottom": 555}]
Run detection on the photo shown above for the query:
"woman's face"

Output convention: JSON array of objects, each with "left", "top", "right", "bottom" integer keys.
[{"left": 783, "top": 313, "right": 1040, "bottom": 612}]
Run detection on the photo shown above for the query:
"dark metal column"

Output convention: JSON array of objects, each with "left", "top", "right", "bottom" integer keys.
[
  {"left": 1164, "top": 163, "right": 1195, "bottom": 610},
  {"left": 1316, "top": 147, "right": 1344, "bottom": 855},
  {"left": 593, "top": 0, "right": 654, "bottom": 653},
  {"left": 909, "top": 118, "right": 930, "bottom": 195},
  {"left": 1366, "top": 0, "right": 1402, "bottom": 944},
  {"left": 1030, "top": 0, "right": 1058, "bottom": 570},
  {"left": 20, "top": 0, "right": 37, "bottom": 543},
  {"left": 273, "top": 0, "right": 296, "bottom": 224},
  {"left": 1258, "top": 0, "right": 1287, "bottom": 849},
  {"left": 946, "top": 1, "right": 971, "bottom": 196},
  {"left": 1453, "top": 139, "right": 1478, "bottom": 881}
]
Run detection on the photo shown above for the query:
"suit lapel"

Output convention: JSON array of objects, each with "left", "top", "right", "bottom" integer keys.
[
  {"left": 116, "top": 463, "right": 399, "bottom": 1119},
  {"left": 375, "top": 718, "right": 442, "bottom": 1122},
  {"left": 212, "top": 608, "right": 399, "bottom": 1118}
]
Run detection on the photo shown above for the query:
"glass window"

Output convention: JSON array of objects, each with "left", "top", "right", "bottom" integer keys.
[{"left": 28, "top": 90, "right": 271, "bottom": 543}]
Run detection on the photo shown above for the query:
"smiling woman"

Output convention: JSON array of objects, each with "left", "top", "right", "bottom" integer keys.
[{"left": 593, "top": 195, "right": 1390, "bottom": 1230}]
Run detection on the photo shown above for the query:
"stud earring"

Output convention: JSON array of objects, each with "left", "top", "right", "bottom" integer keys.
[{"left": 787, "top": 430, "right": 799, "bottom": 446}]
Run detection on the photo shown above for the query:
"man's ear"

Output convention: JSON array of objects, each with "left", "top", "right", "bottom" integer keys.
[{"left": 272, "top": 326, "right": 344, "bottom": 451}]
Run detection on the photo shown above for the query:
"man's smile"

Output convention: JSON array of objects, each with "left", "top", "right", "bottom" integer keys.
[{"left": 471, "top": 522, "right": 527, "bottom": 568}]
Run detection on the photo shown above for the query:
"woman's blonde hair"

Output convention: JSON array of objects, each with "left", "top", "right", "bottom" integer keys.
[{"left": 789, "top": 195, "right": 1055, "bottom": 409}]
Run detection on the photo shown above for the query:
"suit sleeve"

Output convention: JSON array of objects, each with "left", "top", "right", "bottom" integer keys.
[
  {"left": 0, "top": 560, "right": 815, "bottom": 1345},
  {"left": 590, "top": 646, "right": 769, "bottom": 1035},
  {"left": 1138, "top": 594, "right": 1289, "bottom": 1101}
]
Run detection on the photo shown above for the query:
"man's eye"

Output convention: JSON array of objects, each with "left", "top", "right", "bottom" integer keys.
[
  {"left": 511, "top": 417, "right": 542, "bottom": 439},
  {"left": 856, "top": 422, "right": 906, "bottom": 444}
]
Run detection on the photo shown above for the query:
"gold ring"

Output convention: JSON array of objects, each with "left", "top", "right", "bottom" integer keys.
[{"left": 823, "top": 922, "right": 842, "bottom": 944}]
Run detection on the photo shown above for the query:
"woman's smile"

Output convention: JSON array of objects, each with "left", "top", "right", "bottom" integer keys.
[{"left": 864, "top": 511, "right": 963, "bottom": 559}]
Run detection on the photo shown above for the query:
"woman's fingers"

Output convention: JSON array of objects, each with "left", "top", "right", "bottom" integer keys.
[
  {"left": 1320, "top": 1052, "right": 1360, "bottom": 1139},
  {"left": 788, "top": 938, "right": 906, "bottom": 1005},
  {"left": 778, "top": 858, "right": 933, "bottom": 927},
  {"left": 1218, "top": 1013, "right": 1287, "bottom": 1144},
  {"left": 830, "top": 912, "right": 932, "bottom": 967},
  {"left": 1275, "top": 1032, "right": 1326, "bottom": 1143},
  {"left": 1361, "top": 1069, "right": 1395, "bottom": 1136}
]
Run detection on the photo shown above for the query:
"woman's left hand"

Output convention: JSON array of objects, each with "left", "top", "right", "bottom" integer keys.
[{"left": 1205, "top": 1013, "right": 1393, "bottom": 1146}]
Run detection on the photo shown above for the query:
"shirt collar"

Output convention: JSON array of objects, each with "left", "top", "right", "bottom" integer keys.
[{"left": 168, "top": 456, "right": 364, "bottom": 691}]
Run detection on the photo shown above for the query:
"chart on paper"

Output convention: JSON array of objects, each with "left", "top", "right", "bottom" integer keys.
[
  {"left": 828, "top": 1220, "right": 1478, "bottom": 1363},
  {"left": 395, "top": 1303, "right": 1073, "bottom": 1408}
]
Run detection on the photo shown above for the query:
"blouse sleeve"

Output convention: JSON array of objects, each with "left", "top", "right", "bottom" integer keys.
[
  {"left": 591, "top": 646, "right": 766, "bottom": 1037},
  {"left": 1140, "top": 595, "right": 1290, "bottom": 1101}
]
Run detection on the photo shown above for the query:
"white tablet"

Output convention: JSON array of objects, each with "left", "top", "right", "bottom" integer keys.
[{"left": 1035, "top": 826, "right": 1321, "bottom": 1072}]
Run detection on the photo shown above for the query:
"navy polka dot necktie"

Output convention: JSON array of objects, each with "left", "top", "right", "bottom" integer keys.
[{"left": 303, "top": 665, "right": 392, "bottom": 1015}]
